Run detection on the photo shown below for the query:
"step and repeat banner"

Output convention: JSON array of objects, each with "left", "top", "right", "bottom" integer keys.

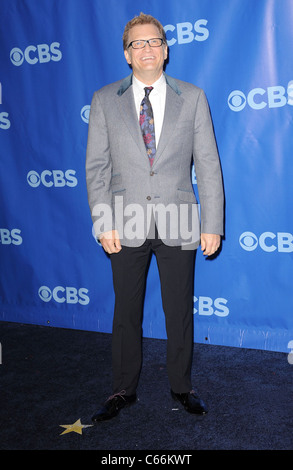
[{"left": 1, "top": 0, "right": 292, "bottom": 352}]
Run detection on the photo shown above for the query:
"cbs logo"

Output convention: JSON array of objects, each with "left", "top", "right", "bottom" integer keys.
[
  {"left": 193, "top": 296, "right": 229, "bottom": 317},
  {"left": 0, "top": 82, "right": 11, "bottom": 130},
  {"left": 164, "top": 19, "right": 209, "bottom": 46},
  {"left": 228, "top": 81, "right": 293, "bottom": 112},
  {"left": 27, "top": 170, "right": 77, "bottom": 188},
  {"left": 10, "top": 42, "right": 62, "bottom": 66},
  {"left": 239, "top": 231, "right": 293, "bottom": 253},
  {"left": 0, "top": 112, "right": 10, "bottom": 130},
  {"left": 0, "top": 228, "right": 22, "bottom": 245},
  {"left": 38, "top": 286, "right": 90, "bottom": 305}
]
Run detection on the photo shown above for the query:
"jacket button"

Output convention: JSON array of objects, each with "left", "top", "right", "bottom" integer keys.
[{"left": 146, "top": 196, "right": 151, "bottom": 200}]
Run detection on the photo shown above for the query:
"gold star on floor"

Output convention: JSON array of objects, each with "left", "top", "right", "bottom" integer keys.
[{"left": 59, "top": 418, "right": 93, "bottom": 435}]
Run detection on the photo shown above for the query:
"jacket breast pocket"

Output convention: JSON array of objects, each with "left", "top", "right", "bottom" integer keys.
[
  {"left": 176, "top": 120, "right": 193, "bottom": 129},
  {"left": 177, "top": 188, "right": 197, "bottom": 203},
  {"left": 110, "top": 173, "right": 122, "bottom": 186},
  {"left": 110, "top": 173, "right": 126, "bottom": 195}
]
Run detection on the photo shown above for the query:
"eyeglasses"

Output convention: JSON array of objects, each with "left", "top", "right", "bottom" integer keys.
[{"left": 127, "top": 38, "right": 164, "bottom": 49}]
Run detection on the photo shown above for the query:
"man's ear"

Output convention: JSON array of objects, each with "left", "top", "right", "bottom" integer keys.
[
  {"left": 163, "top": 44, "right": 168, "bottom": 61},
  {"left": 124, "top": 49, "right": 131, "bottom": 65}
]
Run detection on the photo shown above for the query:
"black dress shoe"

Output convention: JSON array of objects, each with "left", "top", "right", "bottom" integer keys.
[
  {"left": 91, "top": 391, "right": 137, "bottom": 423},
  {"left": 171, "top": 389, "right": 208, "bottom": 414}
]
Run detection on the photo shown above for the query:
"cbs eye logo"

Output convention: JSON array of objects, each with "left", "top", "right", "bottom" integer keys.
[
  {"left": 81, "top": 105, "right": 90, "bottom": 124},
  {"left": 10, "top": 48, "right": 24, "bottom": 66},
  {"left": 227, "top": 90, "right": 247, "bottom": 112},
  {"left": 38, "top": 286, "right": 52, "bottom": 302},
  {"left": 239, "top": 232, "right": 258, "bottom": 251}
]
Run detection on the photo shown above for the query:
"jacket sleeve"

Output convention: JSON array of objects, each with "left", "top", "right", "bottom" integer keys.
[
  {"left": 85, "top": 91, "right": 114, "bottom": 238},
  {"left": 192, "top": 89, "right": 224, "bottom": 236}
]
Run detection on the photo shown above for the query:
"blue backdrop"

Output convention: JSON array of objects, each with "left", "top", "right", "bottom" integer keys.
[{"left": 1, "top": 0, "right": 292, "bottom": 353}]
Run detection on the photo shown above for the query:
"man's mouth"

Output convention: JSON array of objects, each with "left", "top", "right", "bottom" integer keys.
[{"left": 141, "top": 56, "right": 155, "bottom": 61}]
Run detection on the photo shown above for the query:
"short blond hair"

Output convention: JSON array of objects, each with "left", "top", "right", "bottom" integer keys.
[{"left": 123, "top": 13, "right": 166, "bottom": 50}]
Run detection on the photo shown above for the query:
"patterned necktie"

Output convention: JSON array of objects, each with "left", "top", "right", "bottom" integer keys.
[{"left": 139, "top": 87, "right": 156, "bottom": 166}]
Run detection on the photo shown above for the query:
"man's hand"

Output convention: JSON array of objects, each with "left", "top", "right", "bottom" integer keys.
[
  {"left": 201, "top": 233, "right": 221, "bottom": 256},
  {"left": 99, "top": 230, "right": 122, "bottom": 254}
]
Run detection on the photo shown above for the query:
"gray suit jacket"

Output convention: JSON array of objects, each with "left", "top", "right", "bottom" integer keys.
[{"left": 86, "top": 73, "right": 224, "bottom": 248}]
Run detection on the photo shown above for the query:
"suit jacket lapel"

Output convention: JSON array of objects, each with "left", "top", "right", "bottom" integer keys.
[
  {"left": 153, "top": 84, "right": 184, "bottom": 167},
  {"left": 116, "top": 83, "right": 148, "bottom": 160}
]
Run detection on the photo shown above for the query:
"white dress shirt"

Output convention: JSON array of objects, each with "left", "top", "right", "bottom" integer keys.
[{"left": 132, "top": 74, "right": 166, "bottom": 147}]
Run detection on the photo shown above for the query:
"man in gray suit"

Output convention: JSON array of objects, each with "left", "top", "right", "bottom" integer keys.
[{"left": 86, "top": 13, "right": 224, "bottom": 422}]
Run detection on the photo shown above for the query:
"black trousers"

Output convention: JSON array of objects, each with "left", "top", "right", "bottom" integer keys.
[{"left": 110, "top": 231, "right": 196, "bottom": 396}]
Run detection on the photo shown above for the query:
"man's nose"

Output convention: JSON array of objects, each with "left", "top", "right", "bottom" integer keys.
[{"left": 144, "top": 41, "right": 152, "bottom": 51}]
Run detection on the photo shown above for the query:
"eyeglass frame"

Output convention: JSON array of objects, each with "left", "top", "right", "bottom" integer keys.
[{"left": 127, "top": 38, "right": 165, "bottom": 49}]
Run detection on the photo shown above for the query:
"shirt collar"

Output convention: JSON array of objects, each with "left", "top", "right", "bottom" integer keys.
[
  {"left": 117, "top": 72, "right": 181, "bottom": 96},
  {"left": 132, "top": 74, "right": 166, "bottom": 95}
]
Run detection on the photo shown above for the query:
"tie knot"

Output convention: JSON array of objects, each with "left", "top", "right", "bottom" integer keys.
[{"left": 144, "top": 86, "right": 153, "bottom": 97}]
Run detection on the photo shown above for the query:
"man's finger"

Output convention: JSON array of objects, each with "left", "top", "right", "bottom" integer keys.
[{"left": 100, "top": 230, "right": 122, "bottom": 254}]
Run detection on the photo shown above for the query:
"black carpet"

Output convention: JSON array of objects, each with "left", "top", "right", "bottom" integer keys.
[{"left": 0, "top": 321, "right": 292, "bottom": 453}]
